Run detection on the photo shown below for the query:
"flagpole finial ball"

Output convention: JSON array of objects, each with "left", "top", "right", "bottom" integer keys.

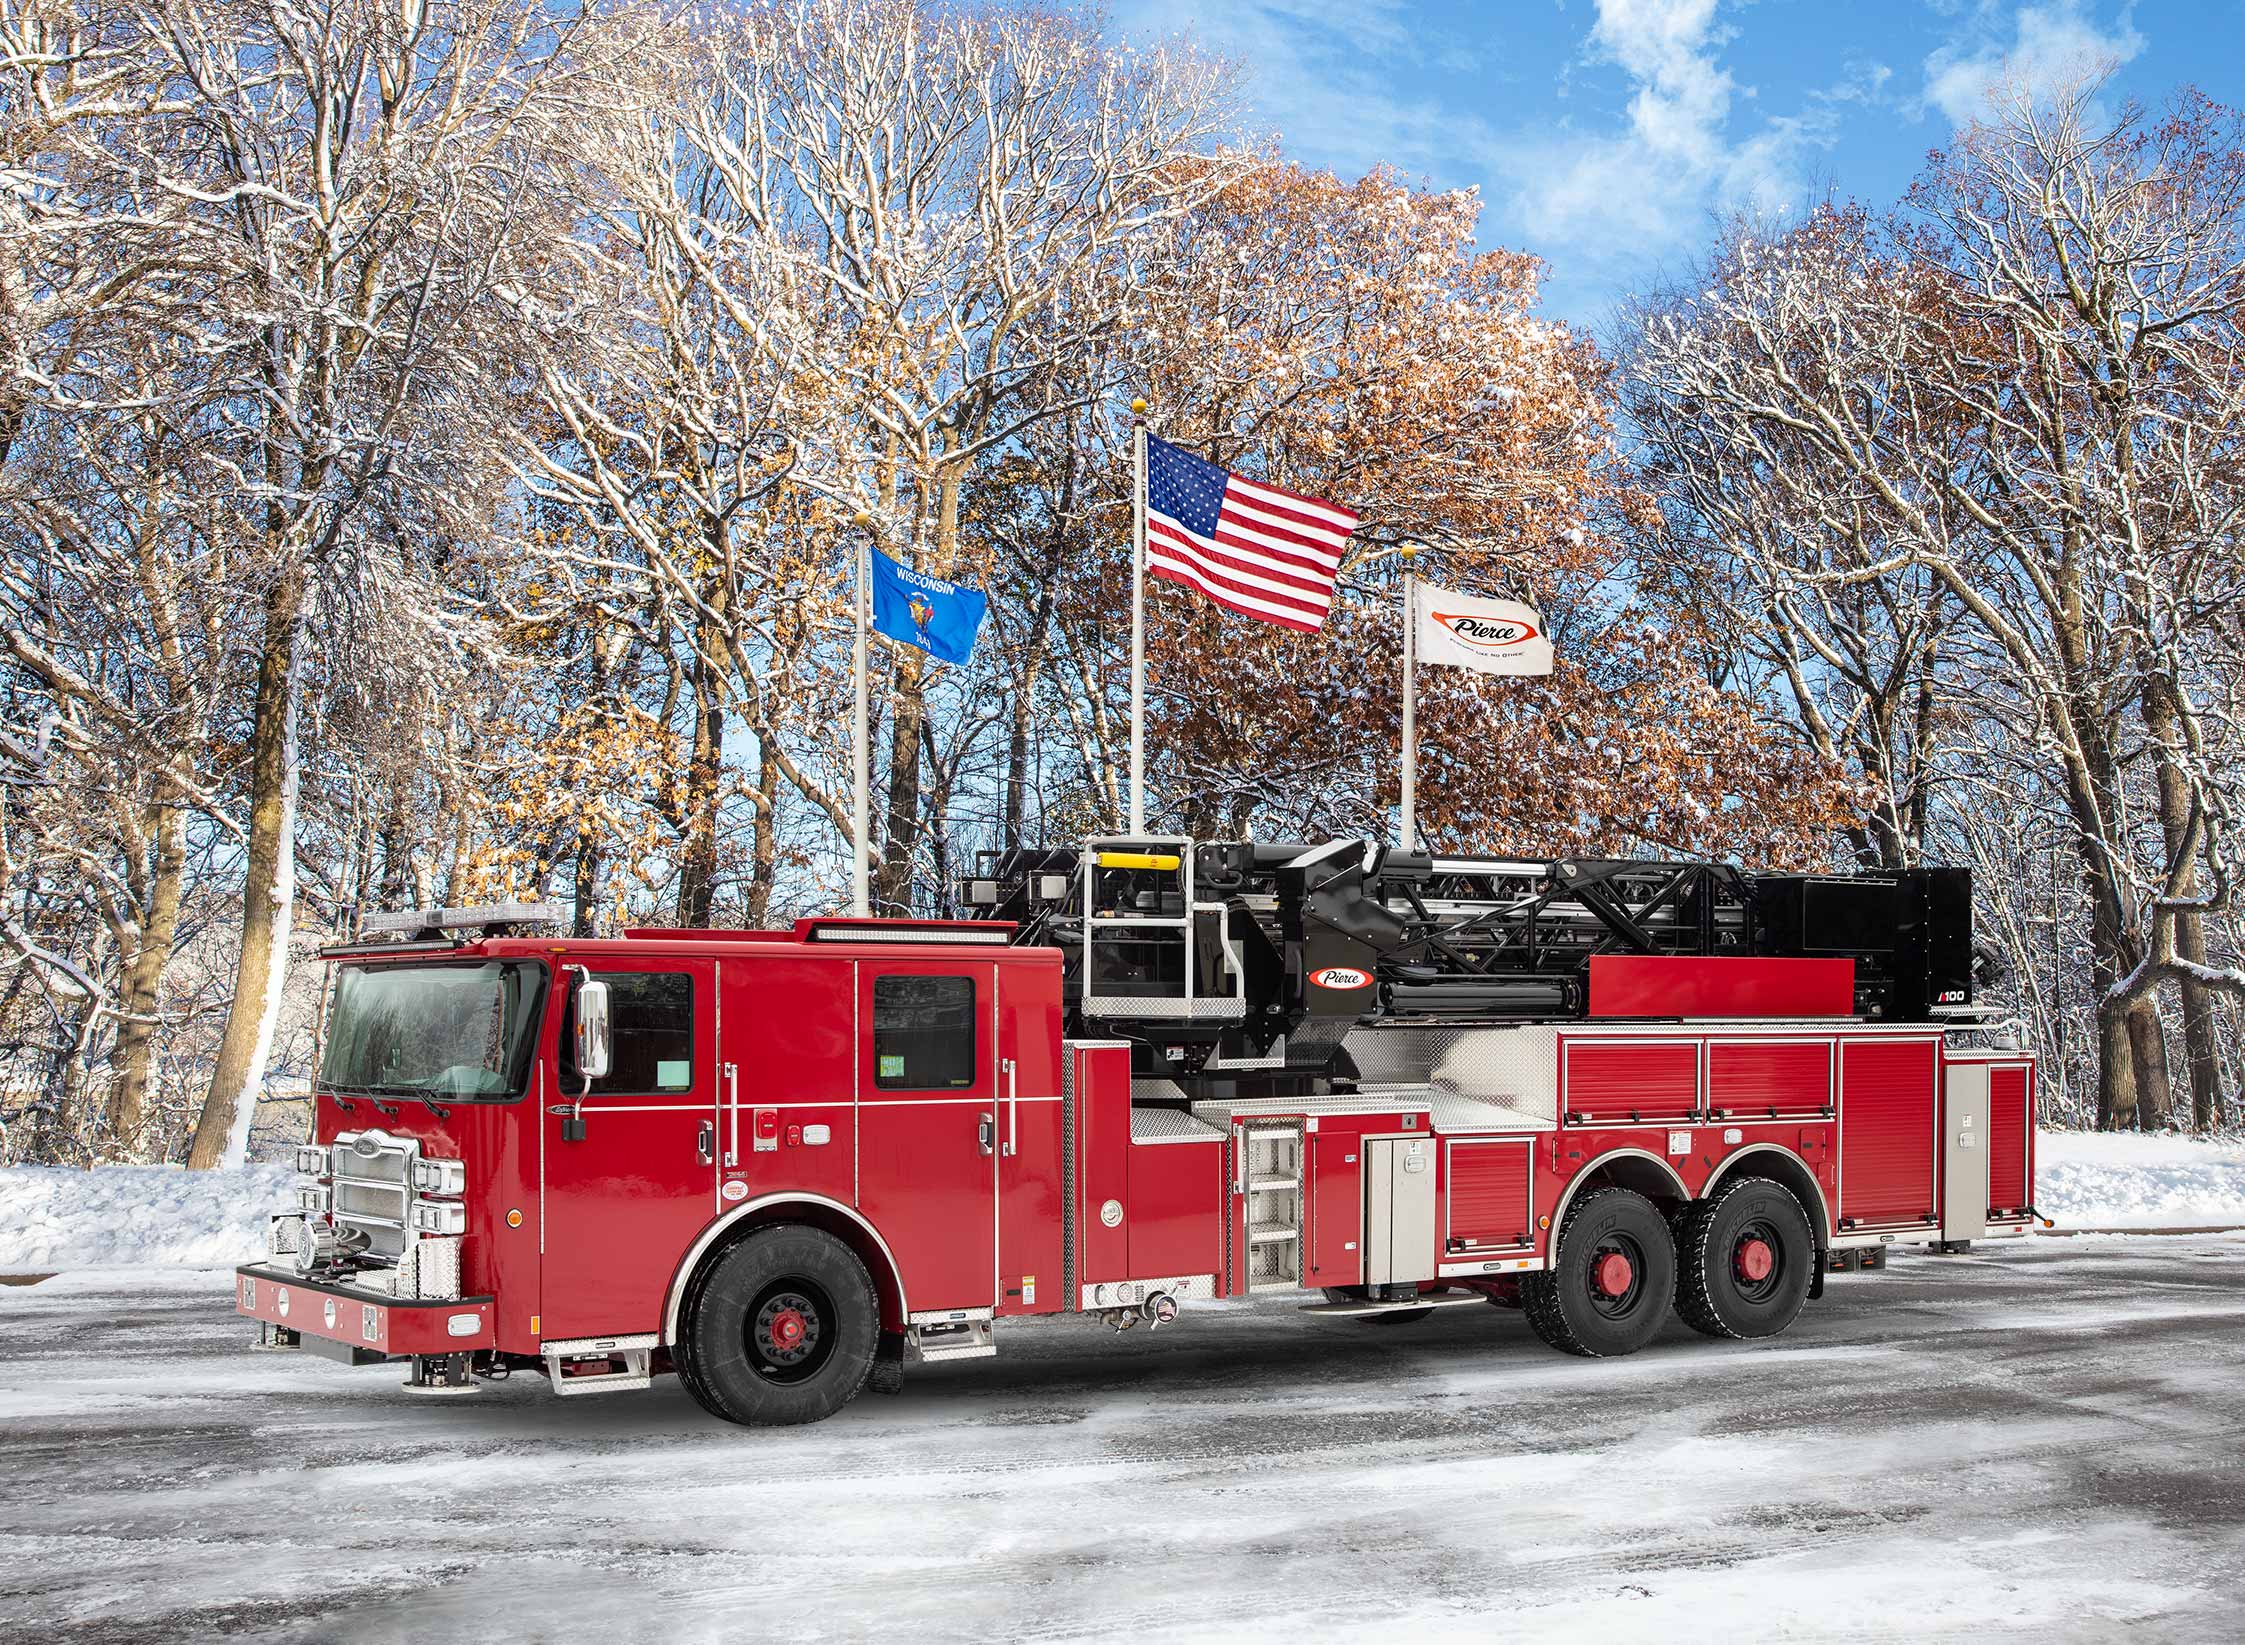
[
  {"left": 1401, "top": 543, "right": 1419, "bottom": 560},
  {"left": 1130, "top": 398, "right": 1148, "bottom": 416},
  {"left": 851, "top": 510, "right": 871, "bottom": 528}
]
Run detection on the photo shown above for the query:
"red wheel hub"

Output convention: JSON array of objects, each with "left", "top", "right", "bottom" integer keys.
[
  {"left": 768, "top": 1306, "right": 808, "bottom": 1352},
  {"left": 1593, "top": 1251, "right": 1635, "bottom": 1297},
  {"left": 1736, "top": 1237, "right": 1775, "bottom": 1283}
]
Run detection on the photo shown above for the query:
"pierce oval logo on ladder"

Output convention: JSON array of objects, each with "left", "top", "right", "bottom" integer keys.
[
  {"left": 1309, "top": 966, "right": 1372, "bottom": 991},
  {"left": 1433, "top": 612, "right": 1541, "bottom": 653}
]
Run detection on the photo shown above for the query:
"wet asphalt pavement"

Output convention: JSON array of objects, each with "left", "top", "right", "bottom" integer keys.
[{"left": 2, "top": 1234, "right": 2242, "bottom": 1643}]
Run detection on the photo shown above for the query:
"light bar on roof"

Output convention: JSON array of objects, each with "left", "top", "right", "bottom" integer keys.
[
  {"left": 359, "top": 901, "right": 570, "bottom": 936},
  {"left": 808, "top": 924, "right": 1012, "bottom": 945}
]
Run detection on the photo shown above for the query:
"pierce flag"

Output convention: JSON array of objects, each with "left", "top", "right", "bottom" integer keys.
[
  {"left": 1412, "top": 582, "right": 1554, "bottom": 676},
  {"left": 868, "top": 548, "right": 987, "bottom": 666}
]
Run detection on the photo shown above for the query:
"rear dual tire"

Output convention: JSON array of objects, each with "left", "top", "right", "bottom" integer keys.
[
  {"left": 1521, "top": 1187, "right": 1677, "bottom": 1357},
  {"left": 1673, "top": 1177, "right": 1814, "bottom": 1340}
]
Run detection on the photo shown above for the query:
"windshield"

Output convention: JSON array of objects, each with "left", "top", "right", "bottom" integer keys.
[{"left": 320, "top": 961, "right": 547, "bottom": 1102}]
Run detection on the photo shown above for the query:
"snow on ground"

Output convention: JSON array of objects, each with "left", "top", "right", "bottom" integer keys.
[
  {"left": 3, "top": 1129, "right": 2244, "bottom": 1274},
  {"left": 2, "top": 1236, "right": 2242, "bottom": 1642},
  {"left": 2035, "top": 1130, "right": 2245, "bottom": 1228},
  {"left": 0, "top": 1163, "right": 289, "bottom": 1269}
]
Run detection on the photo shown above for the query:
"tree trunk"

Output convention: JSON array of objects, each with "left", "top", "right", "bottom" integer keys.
[
  {"left": 675, "top": 560, "right": 731, "bottom": 927},
  {"left": 2125, "top": 1000, "right": 2174, "bottom": 1130},
  {"left": 107, "top": 799, "right": 186, "bottom": 1152},
  {"left": 746, "top": 735, "right": 780, "bottom": 926},
  {"left": 2094, "top": 990, "right": 2137, "bottom": 1131},
  {"left": 573, "top": 824, "right": 603, "bottom": 938},
  {"left": 2142, "top": 671, "right": 2226, "bottom": 1129},
  {"left": 188, "top": 568, "right": 309, "bottom": 1170}
]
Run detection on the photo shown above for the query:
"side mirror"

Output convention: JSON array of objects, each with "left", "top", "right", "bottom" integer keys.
[{"left": 573, "top": 977, "right": 613, "bottom": 1082}]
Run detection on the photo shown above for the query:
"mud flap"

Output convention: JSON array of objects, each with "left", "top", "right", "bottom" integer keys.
[{"left": 868, "top": 1330, "right": 906, "bottom": 1396}]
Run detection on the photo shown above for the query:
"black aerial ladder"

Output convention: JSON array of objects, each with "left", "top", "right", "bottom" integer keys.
[{"left": 963, "top": 836, "right": 1977, "bottom": 1085}]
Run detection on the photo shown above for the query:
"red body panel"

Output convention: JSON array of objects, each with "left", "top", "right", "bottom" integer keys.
[
  {"left": 1126, "top": 1137, "right": 1226, "bottom": 1282},
  {"left": 1838, "top": 1037, "right": 1940, "bottom": 1228},
  {"left": 1562, "top": 1038, "right": 1700, "bottom": 1123},
  {"left": 1072, "top": 1044, "right": 1133, "bottom": 1289},
  {"left": 1587, "top": 956, "right": 1855, "bottom": 1019},
  {"left": 1305, "top": 1131, "right": 1362, "bottom": 1287}
]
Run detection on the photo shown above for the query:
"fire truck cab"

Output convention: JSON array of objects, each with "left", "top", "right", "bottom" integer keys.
[{"left": 237, "top": 839, "right": 2038, "bottom": 1426}]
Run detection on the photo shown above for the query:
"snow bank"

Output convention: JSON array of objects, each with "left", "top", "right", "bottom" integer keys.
[
  {"left": 0, "top": 1164, "right": 289, "bottom": 1270},
  {"left": 2034, "top": 1130, "right": 2245, "bottom": 1228}
]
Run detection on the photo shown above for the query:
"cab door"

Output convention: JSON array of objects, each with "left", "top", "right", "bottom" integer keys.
[
  {"left": 540, "top": 957, "right": 718, "bottom": 1339},
  {"left": 854, "top": 958, "right": 999, "bottom": 1315}
]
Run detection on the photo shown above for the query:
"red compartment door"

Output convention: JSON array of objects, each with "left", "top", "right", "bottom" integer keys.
[
  {"left": 1444, "top": 1139, "right": 1534, "bottom": 1253},
  {"left": 1708, "top": 1039, "right": 1832, "bottom": 1120},
  {"left": 1988, "top": 1064, "right": 2031, "bottom": 1216},
  {"left": 1305, "top": 1130, "right": 1363, "bottom": 1288},
  {"left": 1839, "top": 1037, "right": 1938, "bottom": 1227},
  {"left": 1563, "top": 1039, "right": 1699, "bottom": 1123}
]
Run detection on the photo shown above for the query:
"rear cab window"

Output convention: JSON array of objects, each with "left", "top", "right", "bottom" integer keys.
[{"left": 872, "top": 974, "right": 978, "bottom": 1090}]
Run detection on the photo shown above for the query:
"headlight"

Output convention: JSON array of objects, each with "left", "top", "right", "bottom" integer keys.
[
  {"left": 410, "top": 1201, "right": 466, "bottom": 1235},
  {"left": 294, "top": 1145, "right": 329, "bottom": 1176},
  {"left": 296, "top": 1185, "right": 331, "bottom": 1214},
  {"left": 410, "top": 1158, "right": 466, "bottom": 1196}
]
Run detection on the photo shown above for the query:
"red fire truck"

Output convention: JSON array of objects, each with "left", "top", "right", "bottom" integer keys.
[{"left": 236, "top": 837, "right": 2038, "bottom": 1425}]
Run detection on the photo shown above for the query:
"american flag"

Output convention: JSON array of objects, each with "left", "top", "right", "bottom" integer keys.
[{"left": 1143, "top": 434, "right": 1357, "bottom": 633}]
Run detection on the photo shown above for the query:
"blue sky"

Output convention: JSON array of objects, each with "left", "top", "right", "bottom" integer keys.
[{"left": 1112, "top": 1, "right": 2245, "bottom": 333}]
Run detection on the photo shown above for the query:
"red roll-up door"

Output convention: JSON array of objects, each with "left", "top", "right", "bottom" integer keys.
[
  {"left": 1839, "top": 1038, "right": 1938, "bottom": 1227},
  {"left": 1988, "top": 1064, "right": 2030, "bottom": 1215}
]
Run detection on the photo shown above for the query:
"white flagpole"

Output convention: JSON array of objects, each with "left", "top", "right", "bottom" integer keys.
[
  {"left": 850, "top": 510, "right": 871, "bottom": 916},
  {"left": 1400, "top": 542, "right": 1418, "bottom": 852},
  {"left": 1128, "top": 398, "right": 1148, "bottom": 836}
]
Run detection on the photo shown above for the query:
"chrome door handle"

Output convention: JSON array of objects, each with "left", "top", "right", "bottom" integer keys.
[
  {"left": 977, "top": 1112, "right": 996, "bottom": 1157},
  {"left": 697, "top": 1120, "right": 715, "bottom": 1166},
  {"left": 723, "top": 1062, "right": 739, "bottom": 1167},
  {"left": 1001, "top": 1058, "right": 1018, "bottom": 1158}
]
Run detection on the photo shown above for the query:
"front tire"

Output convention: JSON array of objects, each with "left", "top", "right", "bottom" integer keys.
[
  {"left": 1673, "top": 1177, "right": 1814, "bottom": 1340},
  {"left": 683, "top": 1225, "right": 877, "bottom": 1426},
  {"left": 1521, "top": 1186, "right": 1677, "bottom": 1357}
]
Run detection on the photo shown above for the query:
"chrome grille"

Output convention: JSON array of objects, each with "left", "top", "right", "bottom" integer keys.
[{"left": 330, "top": 1130, "right": 421, "bottom": 1260}]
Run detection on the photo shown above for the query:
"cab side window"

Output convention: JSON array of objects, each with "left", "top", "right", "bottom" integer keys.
[
  {"left": 589, "top": 971, "right": 694, "bottom": 1094},
  {"left": 872, "top": 974, "right": 978, "bottom": 1090}
]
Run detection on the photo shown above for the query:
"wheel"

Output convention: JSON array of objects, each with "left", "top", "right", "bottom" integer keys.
[
  {"left": 1521, "top": 1186, "right": 1677, "bottom": 1357},
  {"left": 683, "top": 1225, "right": 877, "bottom": 1425},
  {"left": 1673, "top": 1176, "right": 1814, "bottom": 1340}
]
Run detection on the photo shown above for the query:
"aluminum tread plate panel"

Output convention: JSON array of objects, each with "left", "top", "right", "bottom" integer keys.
[{"left": 1129, "top": 1107, "right": 1228, "bottom": 1144}]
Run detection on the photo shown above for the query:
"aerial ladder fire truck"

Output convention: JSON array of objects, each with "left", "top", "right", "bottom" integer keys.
[{"left": 236, "top": 837, "right": 2036, "bottom": 1426}]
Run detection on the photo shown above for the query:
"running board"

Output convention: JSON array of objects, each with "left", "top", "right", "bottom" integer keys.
[
  {"left": 908, "top": 1319, "right": 996, "bottom": 1362},
  {"left": 1299, "top": 1292, "right": 1490, "bottom": 1319},
  {"left": 542, "top": 1333, "right": 656, "bottom": 1395}
]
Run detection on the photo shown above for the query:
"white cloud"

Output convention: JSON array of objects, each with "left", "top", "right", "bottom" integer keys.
[
  {"left": 1920, "top": 2, "right": 2146, "bottom": 126},
  {"left": 1116, "top": 0, "right": 1501, "bottom": 180},
  {"left": 1502, "top": 1, "right": 1867, "bottom": 271}
]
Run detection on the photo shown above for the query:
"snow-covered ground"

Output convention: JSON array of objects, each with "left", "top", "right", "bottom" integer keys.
[
  {"left": 3, "top": 1129, "right": 2241, "bottom": 1274},
  {"left": 2035, "top": 1130, "right": 2245, "bottom": 1227},
  {"left": 2, "top": 1237, "right": 2242, "bottom": 1642},
  {"left": 0, "top": 1162, "right": 290, "bottom": 1269}
]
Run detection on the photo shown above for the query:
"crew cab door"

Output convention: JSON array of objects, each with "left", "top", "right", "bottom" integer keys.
[
  {"left": 854, "top": 958, "right": 999, "bottom": 1315},
  {"left": 540, "top": 957, "right": 718, "bottom": 1339}
]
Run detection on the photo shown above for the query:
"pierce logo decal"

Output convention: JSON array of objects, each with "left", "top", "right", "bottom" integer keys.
[
  {"left": 1309, "top": 966, "right": 1371, "bottom": 991},
  {"left": 1432, "top": 612, "right": 1541, "bottom": 652}
]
